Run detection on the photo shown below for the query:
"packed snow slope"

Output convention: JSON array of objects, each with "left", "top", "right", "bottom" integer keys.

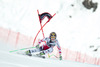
[{"left": 0, "top": 43, "right": 99, "bottom": 67}]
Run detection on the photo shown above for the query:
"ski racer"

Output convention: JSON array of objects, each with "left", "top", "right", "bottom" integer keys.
[{"left": 25, "top": 32, "right": 62, "bottom": 60}]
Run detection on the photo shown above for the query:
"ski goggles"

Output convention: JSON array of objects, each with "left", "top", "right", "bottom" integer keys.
[{"left": 51, "top": 36, "right": 56, "bottom": 39}]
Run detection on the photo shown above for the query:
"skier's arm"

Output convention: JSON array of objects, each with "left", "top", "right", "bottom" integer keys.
[
  {"left": 38, "top": 38, "right": 46, "bottom": 44},
  {"left": 57, "top": 45, "right": 61, "bottom": 56},
  {"left": 36, "top": 38, "right": 48, "bottom": 48},
  {"left": 56, "top": 40, "right": 62, "bottom": 60},
  {"left": 35, "top": 38, "right": 45, "bottom": 48}
]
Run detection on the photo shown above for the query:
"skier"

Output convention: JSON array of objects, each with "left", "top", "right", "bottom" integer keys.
[{"left": 25, "top": 32, "right": 62, "bottom": 60}]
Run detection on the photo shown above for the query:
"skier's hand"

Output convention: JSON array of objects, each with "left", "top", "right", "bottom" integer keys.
[
  {"left": 59, "top": 55, "right": 62, "bottom": 60},
  {"left": 36, "top": 44, "right": 39, "bottom": 48}
]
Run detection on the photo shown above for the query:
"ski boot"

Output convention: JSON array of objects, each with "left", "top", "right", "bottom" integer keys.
[
  {"left": 25, "top": 50, "right": 32, "bottom": 56},
  {"left": 40, "top": 52, "right": 45, "bottom": 55},
  {"left": 36, "top": 52, "right": 45, "bottom": 58}
]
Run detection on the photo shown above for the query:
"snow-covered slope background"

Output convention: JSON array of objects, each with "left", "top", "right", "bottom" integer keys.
[{"left": 0, "top": 0, "right": 100, "bottom": 67}]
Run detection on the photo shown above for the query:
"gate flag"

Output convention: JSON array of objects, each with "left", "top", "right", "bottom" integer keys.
[
  {"left": 33, "top": 10, "right": 56, "bottom": 46},
  {"left": 39, "top": 12, "right": 52, "bottom": 23}
]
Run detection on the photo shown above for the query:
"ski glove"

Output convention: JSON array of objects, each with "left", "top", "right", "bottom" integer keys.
[
  {"left": 36, "top": 44, "right": 39, "bottom": 48},
  {"left": 59, "top": 55, "right": 62, "bottom": 60}
]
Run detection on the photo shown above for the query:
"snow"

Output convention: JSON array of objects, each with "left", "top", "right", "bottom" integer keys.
[
  {"left": 0, "top": 43, "right": 99, "bottom": 67},
  {"left": 0, "top": 0, "right": 100, "bottom": 67}
]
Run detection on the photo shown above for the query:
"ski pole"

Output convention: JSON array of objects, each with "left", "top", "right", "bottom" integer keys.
[
  {"left": 9, "top": 47, "right": 36, "bottom": 53},
  {"left": 49, "top": 54, "right": 58, "bottom": 58}
]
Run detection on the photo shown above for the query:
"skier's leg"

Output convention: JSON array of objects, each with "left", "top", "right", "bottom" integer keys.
[
  {"left": 30, "top": 48, "right": 40, "bottom": 53},
  {"left": 25, "top": 49, "right": 39, "bottom": 56},
  {"left": 40, "top": 47, "right": 53, "bottom": 55},
  {"left": 25, "top": 46, "right": 43, "bottom": 55}
]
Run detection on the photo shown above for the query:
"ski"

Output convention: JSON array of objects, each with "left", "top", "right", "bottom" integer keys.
[
  {"left": 33, "top": 54, "right": 45, "bottom": 59},
  {"left": 16, "top": 51, "right": 45, "bottom": 59}
]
